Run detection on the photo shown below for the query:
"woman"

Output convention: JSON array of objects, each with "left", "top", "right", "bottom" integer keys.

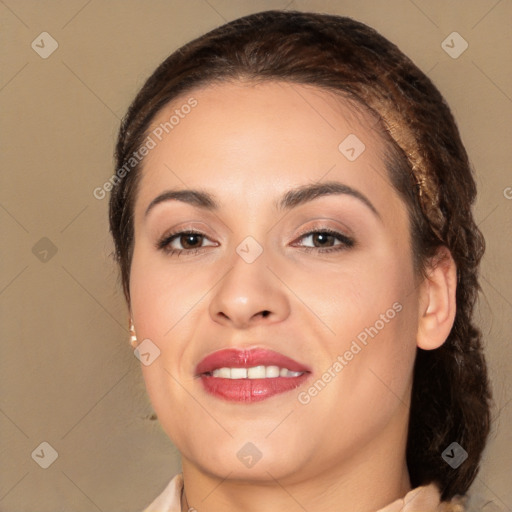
[{"left": 109, "top": 10, "right": 491, "bottom": 512}]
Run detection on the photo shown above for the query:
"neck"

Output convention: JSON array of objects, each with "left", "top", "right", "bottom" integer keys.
[{"left": 180, "top": 411, "right": 412, "bottom": 512}]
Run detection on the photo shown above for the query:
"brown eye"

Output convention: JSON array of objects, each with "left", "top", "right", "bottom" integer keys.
[
  {"left": 157, "top": 230, "right": 217, "bottom": 256},
  {"left": 292, "top": 229, "right": 355, "bottom": 254},
  {"left": 310, "top": 232, "right": 336, "bottom": 247},
  {"left": 179, "top": 233, "right": 204, "bottom": 249}
]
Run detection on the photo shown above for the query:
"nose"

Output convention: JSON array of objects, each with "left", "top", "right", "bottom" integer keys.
[{"left": 208, "top": 250, "right": 291, "bottom": 329}]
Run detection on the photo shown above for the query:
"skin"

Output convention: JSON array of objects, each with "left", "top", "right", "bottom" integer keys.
[{"left": 129, "top": 81, "right": 457, "bottom": 512}]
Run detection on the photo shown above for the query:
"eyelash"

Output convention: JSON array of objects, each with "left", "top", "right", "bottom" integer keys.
[
  {"left": 156, "top": 228, "right": 354, "bottom": 257},
  {"left": 293, "top": 228, "right": 355, "bottom": 254},
  {"left": 156, "top": 229, "right": 212, "bottom": 257}
]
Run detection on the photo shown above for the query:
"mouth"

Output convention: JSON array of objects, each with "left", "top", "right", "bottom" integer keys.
[{"left": 195, "top": 348, "right": 312, "bottom": 403}]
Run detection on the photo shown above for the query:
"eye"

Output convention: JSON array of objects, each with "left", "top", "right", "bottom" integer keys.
[
  {"left": 292, "top": 228, "right": 354, "bottom": 254},
  {"left": 156, "top": 230, "right": 217, "bottom": 256},
  {"left": 156, "top": 228, "right": 354, "bottom": 257}
]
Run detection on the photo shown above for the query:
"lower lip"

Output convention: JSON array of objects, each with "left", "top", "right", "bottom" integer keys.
[{"left": 199, "top": 374, "right": 310, "bottom": 402}]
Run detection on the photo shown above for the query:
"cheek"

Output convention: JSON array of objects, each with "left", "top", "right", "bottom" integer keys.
[
  {"left": 294, "top": 290, "right": 417, "bottom": 457},
  {"left": 129, "top": 247, "right": 208, "bottom": 342},
  {"left": 291, "top": 242, "right": 418, "bottom": 409},
  {"left": 129, "top": 251, "right": 209, "bottom": 442},
  {"left": 285, "top": 237, "right": 415, "bottom": 344},
  {"left": 128, "top": 248, "right": 215, "bottom": 409},
  {"left": 336, "top": 250, "right": 418, "bottom": 389}
]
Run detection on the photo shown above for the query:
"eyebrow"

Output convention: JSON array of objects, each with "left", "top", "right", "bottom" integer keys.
[{"left": 144, "top": 181, "right": 380, "bottom": 219}]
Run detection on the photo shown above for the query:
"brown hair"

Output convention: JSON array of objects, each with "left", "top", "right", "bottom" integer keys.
[{"left": 109, "top": 10, "right": 491, "bottom": 501}]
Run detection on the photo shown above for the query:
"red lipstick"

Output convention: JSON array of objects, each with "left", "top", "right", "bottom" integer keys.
[{"left": 196, "top": 348, "right": 311, "bottom": 403}]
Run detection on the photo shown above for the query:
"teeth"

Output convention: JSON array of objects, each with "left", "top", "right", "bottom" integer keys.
[
  {"left": 230, "top": 368, "right": 248, "bottom": 379},
  {"left": 285, "top": 370, "right": 303, "bottom": 377},
  {"left": 247, "top": 365, "right": 266, "bottom": 378},
  {"left": 265, "top": 365, "right": 280, "bottom": 378},
  {"left": 210, "top": 365, "right": 304, "bottom": 379},
  {"left": 216, "top": 367, "right": 231, "bottom": 378}
]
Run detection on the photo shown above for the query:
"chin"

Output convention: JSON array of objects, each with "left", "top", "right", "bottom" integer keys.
[{"left": 182, "top": 435, "right": 312, "bottom": 483}]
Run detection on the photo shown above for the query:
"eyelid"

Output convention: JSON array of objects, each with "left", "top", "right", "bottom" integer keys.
[
  {"left": 156, "top": 220, "right": 217, "bottom": 242},
  {"left": 294, "top": 224, "right": 351, "bottom": 239},
  {"left": 292, "top": 217, "right": 354, "bottom": 240},
  {"left": 291, "top": 227, "right": 355, "bottom": 249}
]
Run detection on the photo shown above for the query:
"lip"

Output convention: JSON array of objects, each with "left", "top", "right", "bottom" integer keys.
[
  {"left": 195, "top": 348, "right": 312, "bottom": 403},
  {"left": 196, "top": 348, "right": 311, "bottom": 375}
]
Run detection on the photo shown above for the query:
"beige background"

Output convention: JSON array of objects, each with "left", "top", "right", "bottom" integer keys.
[{"left": 0, "top": 1, "right": 511, "bottom": 511}]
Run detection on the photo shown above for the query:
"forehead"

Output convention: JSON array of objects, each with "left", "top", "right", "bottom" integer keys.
[{"left": 134, "top": 80, "right": 396, "bottom": 215}]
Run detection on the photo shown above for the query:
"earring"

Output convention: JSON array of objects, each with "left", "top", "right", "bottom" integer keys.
[{"left": 129, "top": 319, "right": 138, "bottom": 347}]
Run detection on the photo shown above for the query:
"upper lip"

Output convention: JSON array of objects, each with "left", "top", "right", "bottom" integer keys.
[{"left": 195, "top": 348, "right": 312, "bottom": 376}]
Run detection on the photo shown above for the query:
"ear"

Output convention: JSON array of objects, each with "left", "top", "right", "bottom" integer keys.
[{"left": 417, "top": 247, "right": 457, "bottom": 350}]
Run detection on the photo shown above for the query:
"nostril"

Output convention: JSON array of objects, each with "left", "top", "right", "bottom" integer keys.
[{"left": 260, "top": 310, "right": 271, "bottom": 318}]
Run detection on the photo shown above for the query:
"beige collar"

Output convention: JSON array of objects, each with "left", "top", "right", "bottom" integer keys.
[
  {"left": 377, "top": 482, "right": 464, "bottom": 511},
  {"left": 143, "top": 473, "right": 465, "bottom": 512}
]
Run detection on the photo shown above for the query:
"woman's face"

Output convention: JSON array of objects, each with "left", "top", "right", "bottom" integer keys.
[{"left": 129, "top": 81, "right": 421, "bottom": 483}]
